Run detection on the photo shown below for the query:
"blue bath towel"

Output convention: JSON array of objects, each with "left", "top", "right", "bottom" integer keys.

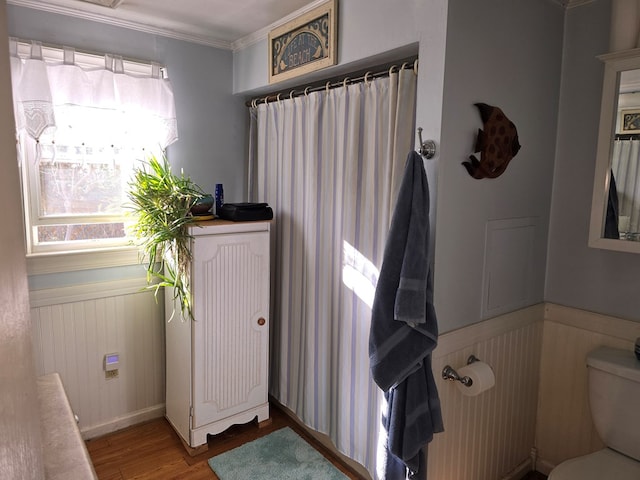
[{"left": 369, "top": 151, "right": 443, "bottom": 478}]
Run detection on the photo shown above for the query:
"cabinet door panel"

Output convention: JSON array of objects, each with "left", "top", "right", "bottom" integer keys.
[{"left": 191, "top": 231, "right": 269, "bottom": 428}]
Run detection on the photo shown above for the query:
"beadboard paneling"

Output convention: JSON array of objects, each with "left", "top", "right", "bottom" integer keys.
[
  {"left": 32, "top": 284, "right": 639, "bottom": 476},
  {"left": 30, "top": 279, "right": 166, "bottom": 439},
  {"left": 427, "top": 304, "right": 544, "bottom": 480},
  {"left": 535, "top": 303, "right": 640, "bottom": 474},
  {"left": 285, "top": 304, "right": 544, "bottom": 480}
]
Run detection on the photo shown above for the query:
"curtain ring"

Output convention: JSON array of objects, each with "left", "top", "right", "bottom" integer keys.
[
  {"left": 290, "top": 90, "right": 296, "bottom": 99},
  {"left": 304, "top": 86, "right": 311, "bottom": 96},
  {"left": 251, "top": 99, "right": 257, "bottom": 108},
  {"left": 401, "top": 62, "right": 409, "bottom": 71},
  {"left": 277, "top": 93, "right": 282, "bottom": 103},
  {"left": 262, "top": 96, "right": 269, "bottom": 105},
  {"left": 343, "top": 77, "right": 350, "bottom": 88},
  {"left": 389, "top": 65, "right": 397, "bottom": 75},
  {"left": 413, "top": 59, "right": 419, "bottom": 74},
  {"left": 364, "top": 71, "right": 372, "bottom": 85},
  {"left": 326, "top": 81, "right": 331, "bottom": 92}
]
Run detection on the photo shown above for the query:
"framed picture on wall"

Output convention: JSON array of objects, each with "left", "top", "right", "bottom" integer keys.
[
  {"left": 268, "top": 0, "right": 337, "bottom": 84},
  {"left": 620, "top": 108, "right": 640, "bottom": 134}
]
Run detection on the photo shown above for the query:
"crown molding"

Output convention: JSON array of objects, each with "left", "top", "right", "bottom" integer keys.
[
  {"left": 231, "top": 0, "right": 328, "bottom": 51},
  {"left": 7, "top": 0, "right": 603, "bottom": 51},
  {"left": 79, "top": 0, "right": 124, "bottom": 8},
  {"left": 7, "top": 0, "right": 233, "bottom": 49},
  {"left": 566, "top": 0, "right": 596, "bottom": 8},
  {"left": 550, "top": 0, "right": 596, "bottom": 8},
  {"left": 9, "top": 0, "right": 332, "bottom": 52}
]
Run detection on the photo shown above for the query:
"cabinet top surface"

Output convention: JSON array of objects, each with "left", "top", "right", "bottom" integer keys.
[{"left": 189, "top": 219, "right": 271, "bottom": 236}]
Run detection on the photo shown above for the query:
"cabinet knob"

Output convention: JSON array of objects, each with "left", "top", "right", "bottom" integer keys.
[{"left": 257, "top": 317, "right": 266, "bottom": 326}]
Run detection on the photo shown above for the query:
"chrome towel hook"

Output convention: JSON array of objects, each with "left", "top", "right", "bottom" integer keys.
[
  {"left": 417, "top": 127, "right": 436, "bottom": 159},
  {"left": 442, "top": 355, "right": 480, "bottom": 387}
]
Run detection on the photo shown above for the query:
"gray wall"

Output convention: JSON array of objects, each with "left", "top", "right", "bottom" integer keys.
[
  {"left": 10, "top": 0, "right": 640, "bottom": 330},
  {"left": 434, "top": 0, "right": 564, "bottom": 331},
  {"left": 235, "top": 0, "right": 565, "bottom": 333},
  {"left": 8, "top": 4, "right": 247, "bottom": 289},
  {"left": 232, "top": 0, "right": 433, "bottom": 95},
  {"left": 546, "top": 0, "right": 640, "bottom": 322}
]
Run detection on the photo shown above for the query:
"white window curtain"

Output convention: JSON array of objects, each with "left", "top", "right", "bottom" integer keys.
[
  {"left": 611, "top": 138, "right": 640, "bottom": 235},
  {"left": 249, "top": 67, "right": 417, "bottom": 478},
  {"left": 8, "top": 38, "right": 178, "bottom": 151}
]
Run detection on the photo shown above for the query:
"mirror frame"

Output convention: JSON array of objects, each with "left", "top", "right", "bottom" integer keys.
[{"left": 589, "top": 47, "right": 640, "bottom": 253}]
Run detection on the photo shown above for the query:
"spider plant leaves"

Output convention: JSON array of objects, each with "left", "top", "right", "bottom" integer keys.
[{"left": 127, "top": 153, "right": 205, "bottom": 321}]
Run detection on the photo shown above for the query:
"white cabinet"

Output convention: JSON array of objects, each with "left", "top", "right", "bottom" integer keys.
[{"left": 165, "top": 220, "right": 271, "bottom": 450}]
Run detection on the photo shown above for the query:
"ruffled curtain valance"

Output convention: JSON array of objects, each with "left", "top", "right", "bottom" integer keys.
[{"left": 9, "top": 38, "right": 178, "bottom": 149}]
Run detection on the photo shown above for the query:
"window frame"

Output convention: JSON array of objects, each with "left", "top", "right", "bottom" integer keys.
[
  {"left": 14, "top": 41, "right": 166, "bottom": 274},
  {"left": 20, "top": 137, "right": 136, "bottom": 254}
]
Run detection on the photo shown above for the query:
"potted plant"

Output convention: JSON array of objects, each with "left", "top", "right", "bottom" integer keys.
[{"left": 127, "top": 153, "right": 208, "bottom": 321}]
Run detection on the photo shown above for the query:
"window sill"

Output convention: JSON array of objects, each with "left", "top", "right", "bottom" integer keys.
[{"left": 26, "top": 246, "right": 142, "bottom": 276}]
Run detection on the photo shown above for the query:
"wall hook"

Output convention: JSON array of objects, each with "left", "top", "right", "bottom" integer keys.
[{"left": 417, "top": 127, "right": 436, "bottom": 159}]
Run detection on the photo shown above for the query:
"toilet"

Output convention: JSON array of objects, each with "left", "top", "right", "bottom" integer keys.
[{"left": 548, "top": 346, "right": 640, "bottom": 479}]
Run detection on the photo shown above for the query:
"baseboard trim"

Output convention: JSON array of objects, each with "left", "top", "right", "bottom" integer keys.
[
  {"left": 535, "top": 458, "right": 555, "bottom": 476},
  {"left": 500, "top": 458, "right": 534, "bottom": 480},
  {"left": 80, "top": 404, "right": 165, "bottom": 440}
]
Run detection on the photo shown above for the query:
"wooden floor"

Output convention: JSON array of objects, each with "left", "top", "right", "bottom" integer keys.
[
  {"left": 86, "top": 404, "right": 364, "bottom": 479},
  {"left": 87, "top": 405, "right": 548, "bottom": 480}
]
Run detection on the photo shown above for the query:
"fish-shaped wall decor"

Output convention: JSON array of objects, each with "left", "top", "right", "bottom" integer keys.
[{"left": 463, "top": 103, "right": 521, "bottom": 179}]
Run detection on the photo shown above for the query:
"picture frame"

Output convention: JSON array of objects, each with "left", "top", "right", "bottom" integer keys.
[
  {"left": 268, "top": 0, "right": 337, "bottom": 84},
  {"left": 620, "top": 108, "right": 640, "bottom": 134}
]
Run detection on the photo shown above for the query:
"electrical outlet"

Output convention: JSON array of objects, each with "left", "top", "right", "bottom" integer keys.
[{"left": 105, "top": 369, "right": 119, "bottom": 379}]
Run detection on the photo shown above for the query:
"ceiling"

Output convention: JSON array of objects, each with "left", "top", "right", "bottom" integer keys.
[
  {"left": 8, "top": 0, "right": 321, "bottom": 50},
  {"left": 8, "top": 0, "right": 589, "bottom": 51}
]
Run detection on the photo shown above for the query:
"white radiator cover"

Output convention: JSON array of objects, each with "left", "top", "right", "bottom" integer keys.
[
  {"left": 193, "top": 233, "right": 268, "bottom": 425},
  {"left": 165, "top": 222, "right": 271, "bottom": 448}
]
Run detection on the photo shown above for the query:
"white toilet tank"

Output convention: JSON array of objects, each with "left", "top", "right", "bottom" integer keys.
[{"left": 587, "top": 346, "right": 640, "bottom": 461}]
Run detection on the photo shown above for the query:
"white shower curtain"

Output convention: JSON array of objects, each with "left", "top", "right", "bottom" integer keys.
[
  {"left": 249, "top": 67, "right": 417, "bottom": 477},
  {"left": 611, "top": 138, "right": 640, "bottom": 235}
]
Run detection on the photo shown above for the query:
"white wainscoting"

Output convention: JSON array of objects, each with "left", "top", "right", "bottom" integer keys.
[
  {"left": 535, "top": 303, "right": 640, "bottom": 475},
  {"left": 27, "top": 284, "right": 640, "bottom": 476},
  {"left": 428, "top": 304, "right": 544, "bottom": 480},
  {"left": 272, "top": 304, "right": 544, "bottom": 480},
  {"left": 29, "top": 277, "right": 166, "bottom": 439}
]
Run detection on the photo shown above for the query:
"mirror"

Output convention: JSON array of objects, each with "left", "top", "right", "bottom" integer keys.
[{"left": 589, "top": 48, "right": 640, "bottom": 253}]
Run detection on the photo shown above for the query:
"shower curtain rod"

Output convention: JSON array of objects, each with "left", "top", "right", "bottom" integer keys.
[
  {"left": 615, "top": 133, "right": 640, "bottom": 141},
  {"left": 247, "top": 58, "right": 418, "bottom": 107}
]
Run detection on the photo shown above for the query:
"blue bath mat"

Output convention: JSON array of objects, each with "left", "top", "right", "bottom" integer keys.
[{"left": 207, "top": 427, "right": 349, "bottom": 480}]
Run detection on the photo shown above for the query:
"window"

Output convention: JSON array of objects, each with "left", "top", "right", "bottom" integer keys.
[
  {"left": 10, "top": 39, "right": 177, "bottom": 267},
  {"left": 20, "top": 135, "right": 146, "bottom": 253}
]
